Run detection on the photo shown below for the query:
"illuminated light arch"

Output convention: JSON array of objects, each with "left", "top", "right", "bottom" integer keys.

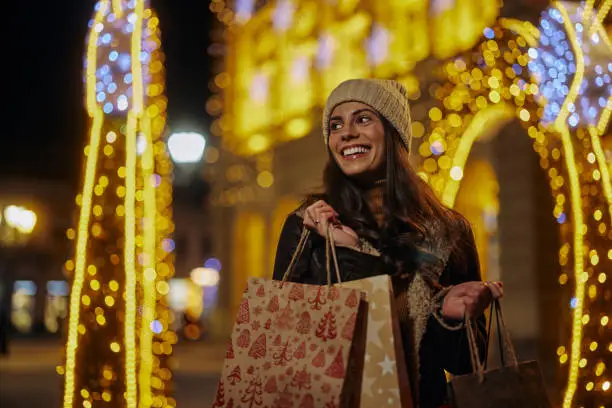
[
  {"left": 441, "top": 103, "right": 515, "bottom": 208},
  {"left": 63, "top": 1, "right": 175, "bottom": 408},
  {"left": 419, "top": 3, "right": 611, "bottom": 407}
]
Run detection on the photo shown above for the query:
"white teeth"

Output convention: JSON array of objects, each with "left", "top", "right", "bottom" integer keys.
[{"left": 342, "top": 146, "right": 370, "bottom": 156}]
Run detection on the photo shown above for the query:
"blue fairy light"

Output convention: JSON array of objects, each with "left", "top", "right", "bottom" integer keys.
[
  {"left": 204, "top": 258, "right": 222, "bottom": 272},
  {"left": 557, "top": 212, "right": 567, "bottom": 224},
  {"left": 140, "top": 51, "right": 150, "bottom": 63},
  {"left": 117, "top": 95, "right": 129, "bottom": 111},
  {"left": 599, "top": 97, "right": 608, "bottom": 107},
  {"left": 101, "top": 33, "right": 112, "bottom": 44},
  {"left": 118, "top": 54, "right": 131, "bottom": 71},
  {"left": 150, "top": 320, "right": 163, "bottom": 334},
  {"left": 162, "top": 238, "right": 175, "bottom": 253},
  {"left": 86, "top": 0, "right": 158, "bottom": 113}
]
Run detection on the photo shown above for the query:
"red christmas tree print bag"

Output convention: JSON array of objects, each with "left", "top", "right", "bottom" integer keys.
[{"left": 211, "top": 277, "right": 367, "bottom": 408}]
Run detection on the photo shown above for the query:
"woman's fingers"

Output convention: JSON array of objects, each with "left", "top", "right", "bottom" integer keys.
[
  {"left": 303, "top": 200, "right": 339, "bottom": 236},
  {"left": 303, "top": 208, "right": 317, "bottom": 228},
  {"left": 443, "top": 280, "right": 506, "bottom": 320},
  {"left": 486, "top": 281, "right": 504, "bottom": 299}
]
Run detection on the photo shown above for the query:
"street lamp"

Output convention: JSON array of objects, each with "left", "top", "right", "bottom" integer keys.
[
  {"left": 168, "top": 132, "right": 206, "bottom": 164},
  {"left": 1, "top": 205, "right": 37, "bottom": 245},
  {"left": 4, "top": 205, "right": 37, "bottom": 234},
  {"left": 167, "top": 131, "right": 207, "bottom": 188}
]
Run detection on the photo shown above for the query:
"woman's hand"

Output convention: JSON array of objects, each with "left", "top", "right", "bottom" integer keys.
[
  {"left": 304, "top": 200, "right": 359, "bottom": 248},
  {"left": 441, "top": 281, "right": 504, "bottom": 321}
]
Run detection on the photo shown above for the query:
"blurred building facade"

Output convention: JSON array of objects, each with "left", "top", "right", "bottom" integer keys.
[
  {"left": 205, "top": 0, "right": 612, "bottom": 405},
  {"left": 0, "top": 178, "right": 75, "bottom": 336}
]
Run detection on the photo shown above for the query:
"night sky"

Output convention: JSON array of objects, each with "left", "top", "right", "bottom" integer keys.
[{"left": 3, "top": 1, "right": 214, "bottom": 186}]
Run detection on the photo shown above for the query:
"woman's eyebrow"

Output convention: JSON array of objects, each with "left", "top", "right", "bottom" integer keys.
[{"left": 330, "top": 108, "right": 376, "bottom": 122}]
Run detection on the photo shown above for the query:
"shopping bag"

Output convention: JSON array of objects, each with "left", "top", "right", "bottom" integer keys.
[
  {"left": 211, "top": 227, "right": 368, "bottom": 408},
  {"left": 340, "top": 274, "right": 413, "bottom": 407},
  {"left": 447, "top": 299, "right": 552, "bottom": 408}
]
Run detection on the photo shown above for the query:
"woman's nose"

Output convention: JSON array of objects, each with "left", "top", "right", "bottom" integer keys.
[{"left": 341, "top": 123, "right": 359, "bottom": 140}]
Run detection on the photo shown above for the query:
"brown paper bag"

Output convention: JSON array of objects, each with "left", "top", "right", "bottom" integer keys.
[
  {"left": 341, "top": 275, "right": 413, "bottom": 408},
  {"left": 447, "top": 299, "right": 552, "bottom": 408},
  {"left": 211, "top": 277, "right": 367, "bottom": 408}
]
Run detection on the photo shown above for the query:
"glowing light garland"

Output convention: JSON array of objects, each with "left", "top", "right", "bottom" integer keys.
[
  {"left": 420, "top": 3, "right": 611, "bottom": 407},
  {"left": 62, "top": 1, "right": 176, "bottom": 407}
]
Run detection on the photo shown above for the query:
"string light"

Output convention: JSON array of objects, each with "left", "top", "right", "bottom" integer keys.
[{"left": 62, "top": 1, "right": 175, "bottom": 407}]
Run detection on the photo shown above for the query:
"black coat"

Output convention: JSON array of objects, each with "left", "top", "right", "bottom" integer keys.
[{"left": 272, "top": 213, "right": 487, "bottom": 408}]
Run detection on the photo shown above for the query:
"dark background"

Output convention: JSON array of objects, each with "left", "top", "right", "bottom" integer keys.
[{"left": 2, "top": 0, "right": 214, "bottom": 186}]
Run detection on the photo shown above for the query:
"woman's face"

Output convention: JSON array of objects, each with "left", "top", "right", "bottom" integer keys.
[{"left": 328, "top": 101, "right": 386, "bottom": 180}]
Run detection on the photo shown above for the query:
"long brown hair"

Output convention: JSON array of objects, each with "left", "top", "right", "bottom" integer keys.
[{"left": 307, "top": 119, "right": 465, "bottom": 275}]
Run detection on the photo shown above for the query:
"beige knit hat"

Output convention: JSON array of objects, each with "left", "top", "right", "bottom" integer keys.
[{"left": 322, "top": 78, "right": 413, "bottom": 153}]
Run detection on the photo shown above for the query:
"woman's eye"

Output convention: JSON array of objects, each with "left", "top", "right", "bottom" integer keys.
[
  {"left": 358, "top": 116, "right": 371, "bottom": 123},
  {"left": 330, "top": 122, "right": 342, "bottom": 131}
]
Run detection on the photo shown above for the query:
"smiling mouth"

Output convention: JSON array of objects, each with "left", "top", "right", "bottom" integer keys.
[{"left": 340, "top": 144, "right": 371, "bottom": 160}]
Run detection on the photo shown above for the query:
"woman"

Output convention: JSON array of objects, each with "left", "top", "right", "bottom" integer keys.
[{"left": 272, "top": 78, "right": 503, "bottom": 407}]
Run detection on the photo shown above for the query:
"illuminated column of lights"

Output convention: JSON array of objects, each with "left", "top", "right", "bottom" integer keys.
[
  {"left": 550, "top": 3, "right": 611, "bottom": 407},
  {"left": 418, "top": 2, "right": 611, "bottom": 406},
  {"left": 62, "top": 1, "right": 176, "bottom": 407}
]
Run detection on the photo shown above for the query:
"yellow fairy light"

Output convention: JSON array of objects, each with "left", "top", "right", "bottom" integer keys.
[
  {"left": 63, "top": 2, "right": 174, "bottom": 408},
  {"left": 109, "top": 280, "right": 119, "bottom": 291},
  {"left": 138, "top": 106, "right": 157, "bottom": 408},
  {"left": 587, "top": 126, "right": 612, "bottom": 223}
]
